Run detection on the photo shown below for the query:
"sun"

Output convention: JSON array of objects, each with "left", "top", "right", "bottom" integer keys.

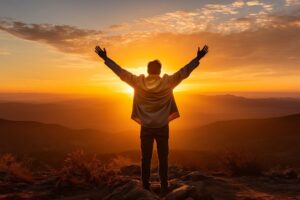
[{"left": 123, "top": 85, "right": 134, "bottom": 95}]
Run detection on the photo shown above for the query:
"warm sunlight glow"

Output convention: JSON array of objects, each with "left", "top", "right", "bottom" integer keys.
[
  {"left": 0, "top": 1, "right": 300, "bottom": 197},
  {"left": 123, "top": 85, "right": 134, "bottom": 95},
  {"left": 128, "top": 66, "right": 147, "bottom": 76},
  {"left": 0, "top": 1, "right": 299, "bottom": 95}
]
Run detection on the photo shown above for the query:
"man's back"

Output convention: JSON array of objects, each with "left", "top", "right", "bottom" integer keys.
[
  {"left": 132, "top": 74, "right": 178, "bottom": 128},
  {"left": 95, "top": 45, "right": 208, "bottom": 128},
  {"left": 103, "top": 55, "right": 202, "bottom": 128}
]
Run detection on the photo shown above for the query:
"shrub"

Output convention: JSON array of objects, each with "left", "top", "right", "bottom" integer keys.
[
  {"left": 56, "top": 149, "right": 117, "bottom": 188},
  {"left": 220, "top": 151, "right": 263, "bottom": 176},
  {"left": 0, "top": 153, "right": 33, "bottom": 183},
  {"left": 267, "top": 166, "right": 299, "bottom": 179}
]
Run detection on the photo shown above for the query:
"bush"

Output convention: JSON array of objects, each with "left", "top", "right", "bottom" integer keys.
[
  {"left": 0, "top": 153, "right": 33, "bottom": 183},
  {"left": 267, "top": 166, "right": 299, "bottom": 179},
  {"left": 56, "top": 149, "right": 117, "bottom": 188},
  {"left": 220, "top": 151, "right": 263, "bottom": 176}
]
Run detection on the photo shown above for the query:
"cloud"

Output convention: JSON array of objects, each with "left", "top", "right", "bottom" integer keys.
[
  {"left": 0, "top": 49, "right": 10, "bottom": 56},
  {"left": 105, "top": 0, "right": 275, "bottom": 35},
  {"left": 286, "top": 0, "right": 300, "bottom": 6},
  {"left": 0, "top": 18, "right": 156, "bottom": 60},
  {"left": 114, "top": 26, "right": 300, "bottom": 74},
  {"left": 246, "top": 1, "right": 261, "bottom": 6},
  {"left": 0, "top": 1, "right": 299, "bottom": 75},
  {"left": 0, "top": 19, "right": 103, "bottom": 58},
  {"left": 0, "top": 1, "right": 295, "bottom": 52}
]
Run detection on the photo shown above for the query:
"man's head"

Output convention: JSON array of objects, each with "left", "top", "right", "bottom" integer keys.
[{"left": 147, "top": 60, "right": 161, "bottom": 75}]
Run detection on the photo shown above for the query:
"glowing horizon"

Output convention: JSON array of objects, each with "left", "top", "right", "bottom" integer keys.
[{"left": 0, "top": 0, "right": 299, "bottom": 95}]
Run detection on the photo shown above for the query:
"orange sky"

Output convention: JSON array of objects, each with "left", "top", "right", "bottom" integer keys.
[{"left": 0, "top": 0, "right": 299, "bottom": 96}]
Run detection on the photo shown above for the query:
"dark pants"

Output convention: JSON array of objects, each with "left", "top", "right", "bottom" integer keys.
[{"left": 140, "top": 124, "right": 169, "bottom": 189}]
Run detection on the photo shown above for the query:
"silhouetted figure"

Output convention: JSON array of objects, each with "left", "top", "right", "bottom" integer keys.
[{"left": 95, "top": 45, "right": 208, "bottom": 195}]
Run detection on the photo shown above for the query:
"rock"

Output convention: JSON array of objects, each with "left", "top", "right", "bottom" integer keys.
[
  {"left": 0, "top": 170, "right": 8, "bottom": 179},
  {"left": 268, "top": 168, "right": 299, "bottom": 180},
  {"left": 165, "top": 185, "right": 196, "bottom": 200},
  {"left": 165, "top": 182, "right": 214, "bottom": 200},
  {"left": 283, "top": 169, "right": 298, "bottom": 179},
  {"left": 109, "top": 178, "right": 130, "bottom": 189},
  {"left": 0, "top": 182, "right": 17, "bottom": 193},
  {"left": 15, "top": 182, "right": 29, "bottom": 189},
  {"left": 185, "top": 197, "right": 194, "bottom": 200},
  {"left": 181, "top": 171, "right": 210, "bottom": 182},
  {"left": 123, "top": 185, "right": 159, "bottom": 200},
  {"left": 169, "top": 166, "right": 188, "bottom": 179},
  {"left": 120, "top": 165, "right": 141, "bottom": 176},
  {"left": 169, "top": 178, "right": 184, "bottom": 191},
  {"left": 103, "top": 180, "right": 159, "bottom": 200}
]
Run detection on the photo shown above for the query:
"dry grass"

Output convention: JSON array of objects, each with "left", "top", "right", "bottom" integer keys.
[
  {"left": 220, "top": 151, "right": 263, "bottom": 176},
  {"left": 55, "top": 149, "right": 117, "bottom": 188},
  {"left": 267, "top": 166, "right": 299, "bottom": 179},
  {"left": 0, "top": 153, "right": 33, "bottom": 183}
]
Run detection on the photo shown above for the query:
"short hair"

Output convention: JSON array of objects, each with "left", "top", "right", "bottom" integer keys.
[{"left": 147, "top": 60, "right": 161, "bottom": 75}]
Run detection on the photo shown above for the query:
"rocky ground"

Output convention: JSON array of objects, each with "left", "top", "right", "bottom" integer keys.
[{"left": 1, "top": 164, "right": 300, "bottom": 200}]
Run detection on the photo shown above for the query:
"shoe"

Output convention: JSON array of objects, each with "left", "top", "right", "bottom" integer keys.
[
  {"left": 143, "top": 183, "right": 151, "bottom": 192},
  {"left": 159, "top": 183, "right": 169, "bottom": 197}
]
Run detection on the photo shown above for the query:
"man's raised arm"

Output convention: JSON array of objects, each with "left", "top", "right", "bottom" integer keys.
[
  {"left": 95, "top": 46, "right": 138, "bottom": 87},
  {"left": 168, "top": 45, "right": 208, "bottom": 88}
]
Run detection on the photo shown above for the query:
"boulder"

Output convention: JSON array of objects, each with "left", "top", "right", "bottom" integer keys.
[
  {"left": 165, "top": 185, "right": 196, "bottom": 200},
  {"left": 120, "top": 165, "right": 141, "bottom": 176},
  {"left": 181, "top": 171, "right": 210, "bottom": 182},
  {"left": 0, "top": 170, "right": 8, "bottom": 179},
  {"left": 103, "top": 180, "right": 159, "bottom": 200}
]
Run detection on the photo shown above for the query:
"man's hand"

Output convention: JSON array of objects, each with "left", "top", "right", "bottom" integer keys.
[
  {"left": 197, "top": 45, "right": 209, "bottom": 60},
  {"left": 95, "top": 45, "right": 107, "bottom": 60}
]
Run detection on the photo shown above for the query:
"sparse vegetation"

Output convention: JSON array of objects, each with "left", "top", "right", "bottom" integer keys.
[
  {"left": 220, "top": 151, "right": 263, "bottom": 176},
  {"left": 267, "top": 166, "right": 299, "bottom": 179},
  {"left": 0, "top": 150, "right": 299, "bottom": 199},
  {"left": 55, "top": 149, "right": 117, "bottom": 189},
  {"left": 0, "top": 153, "right": 33, "bottom": 183}
]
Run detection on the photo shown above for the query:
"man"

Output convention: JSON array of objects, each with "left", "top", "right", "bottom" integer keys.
[{"left": 95, "top": 45, "right": 209, "bottom": 195}]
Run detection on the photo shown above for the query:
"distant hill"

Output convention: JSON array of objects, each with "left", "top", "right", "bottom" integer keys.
[
  {"left": 173, "top": 113, "right": 300, "bottom": 166},
  {"left": 1, "top": 113, "right": 300, "bottom": 167},
  {"left": 0, "top": 118, "right": 139, "bottom": 156},
  {"left": 1, "top": 94, "right": 300, "bottom": 131}
]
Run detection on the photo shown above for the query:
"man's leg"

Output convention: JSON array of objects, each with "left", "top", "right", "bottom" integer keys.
[
  {"left": 155, "top": 125, "right": 169, "bottom": 193},
  {"left": 140, "top": 126, "right": 154, "bottom": 190}
]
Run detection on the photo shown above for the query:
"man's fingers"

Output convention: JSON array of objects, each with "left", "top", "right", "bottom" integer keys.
[
  {"left": 95, "top": 45, "right": 103, "bottom": 52},
  {"left": 203, "top": 45, "right": 208, "bottom": 53},
  {"left": 197, "top": 45, "right": 209, "bottom": 58}
]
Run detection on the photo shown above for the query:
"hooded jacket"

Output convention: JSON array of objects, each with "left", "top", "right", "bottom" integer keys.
[{"left": 104, "top": 57, "right": 200, "bottom": 128}]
